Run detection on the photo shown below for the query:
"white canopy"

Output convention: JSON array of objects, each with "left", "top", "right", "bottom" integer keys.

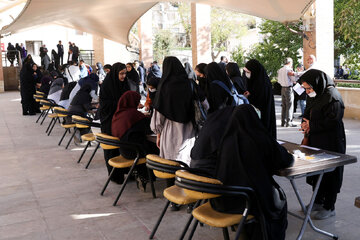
[{"left": 1, "top": 0, "right": 314, "bottom": 45}]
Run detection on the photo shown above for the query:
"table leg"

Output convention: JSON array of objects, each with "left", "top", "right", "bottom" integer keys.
[{"left": 289, "top": 174, "right": 338, "bottom": 240}]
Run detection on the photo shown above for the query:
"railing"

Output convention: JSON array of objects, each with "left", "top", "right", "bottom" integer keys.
[
  {"left": 2, "top": 50, "right": 22, "bottom": 68},
  {"left": 79, "top": 50, "right": 95, "bottom": 66}
]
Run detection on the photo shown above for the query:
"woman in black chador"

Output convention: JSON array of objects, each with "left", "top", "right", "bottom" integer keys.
[
  {"left": 99, "top": 62, "right": 130, "bottom": 184},
  {"left": 126, "top": 62, "right": 140, "bottom": 93},
  {"left": 244, "top": 59, "right": 277, "bottom": 139},
  {"left": 212, "top": 104, "right": 293, "bottom": 240},
  {"left": 20, "top": 63, "right": 41, "bottom": 115},
  {"left": 300, "top": 69, "right": 346, "bottom": 220},
  {"left": 226, "top": 62, "right": 247, "bottom": 94}
]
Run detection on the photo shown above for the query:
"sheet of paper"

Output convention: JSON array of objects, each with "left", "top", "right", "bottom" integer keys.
[
  {"left": 277, "top": 140, "right": 285, "bottom": 145},
  {"left": 306, "top": 152, "right": 340, "bottom": 163},
  {"left": 293, "top": 83, "right": 305, "bottom": 96},
  {"left": 300, "top": 145, "right": 320, "bottom": 151}
]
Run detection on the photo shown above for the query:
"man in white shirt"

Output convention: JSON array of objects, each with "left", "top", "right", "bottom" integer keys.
[{"left": 277, "top": 58, "right": 296, "bottom": 127}]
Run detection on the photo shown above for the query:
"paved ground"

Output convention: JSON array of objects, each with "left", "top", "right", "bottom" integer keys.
[{"left": 0, "top": 91, "right": 359, "bottom": 240}]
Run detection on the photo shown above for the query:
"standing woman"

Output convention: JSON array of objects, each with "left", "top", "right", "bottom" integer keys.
[
  {"left": 20, "top": 62, "right": 39, "bottom": 115},
  {"left": 300, "top": 69, "right": 346, "bottom": 220},
  {"left": 99, "top": 62, "right": 130, "bottom": 183},
  {"left": 126, "top": 62, "right": 140, "bottom": 93},
  {"left": 151, "top": 56, "right": 195, "bottom": 166},
  {"left": 226, "top": 62, "right": 247, "bottom": 94},
  {"left": 244, "top": 59, "right": 277, "bottom": 139}
]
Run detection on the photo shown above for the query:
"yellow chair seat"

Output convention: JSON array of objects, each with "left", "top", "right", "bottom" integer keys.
[
  {"left": 72, "top": 115, "right": 89, "bottom": 122},
  {"left": 100, "top": 143, "right": 119, "bottom": 150},
  {"left": 109, "top": 155, "right": 146, "bottom": 168},
  {"left": 192, "top": 202, "right": 253, "bottom": 228},
  {"left": 153, "top": 170, "right": 175, "bottom": 179},
  {"left": 81, "top": 133, "right": 96, "bottom": 142},
  {"left": 57, "top": 114, "right": 68, "bottom": 117},
  {"left": 61, "top": 123, "right": 76, "bottom": 129},
  {"left": 40, "top": 106, "right": 50, "bottom": 111},
  {"left": 146, "top": 154, "right": 181, "bottom": 166},
  {"left": 163, "top": 185, "right": 197, "bottom": 205},
  {"left": 95, "top": 133, "right": 120, "bottom": 141},
  {"left": 76, "top": 123, "right": 90, "bottom": 129},
  {"left": 48, "top": 113, "right": 58, "bottom": 118},
  {"left": 36, "top": 91, "right": 45, "bottom": 95}
]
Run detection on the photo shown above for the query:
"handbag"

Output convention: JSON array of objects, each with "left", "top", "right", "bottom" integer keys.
[{"left": 190, "top": 80, "right": 207, "bottom": 133}]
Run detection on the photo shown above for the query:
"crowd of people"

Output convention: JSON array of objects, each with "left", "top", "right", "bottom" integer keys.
[{"left": 19, "top": 51, "right": 346, "bottom": 239}]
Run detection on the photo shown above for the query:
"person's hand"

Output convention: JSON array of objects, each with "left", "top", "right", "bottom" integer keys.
[
  {"left": 138, "top": 103, "right": 144, "bottom": 109},
  {"left": 156, "top": 134, "right": 161, "bottom": 149},
  {"left": 301, "top": 118, "right": 310, "bottom": 134},
  {"left": 243, "top": 91, "right": 250, "bottom": 98},
  {"left": 36, "top": 83, "right": 41, "bottom": 88},
  {"left": 144, "top": 106, "right": 150, "bottom": 112}
]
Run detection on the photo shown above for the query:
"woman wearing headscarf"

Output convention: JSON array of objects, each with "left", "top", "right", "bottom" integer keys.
[
  {"left": 96, "top": 62, "right": 107, "bottom": 84},
  {"left": 58, "top": 82, "right": 77, "bottom": 109},
  {"left": 47, "top": 78, "right": 64, "bottom": 104},
  {"left": 99, "top": 62, "right": 130, "bottom": 183},
  {"left": 184, "top": 62, "right": 197, "bottom": 81},
  {"left": 195, "top": 63, "right": 209, "bottom": 98},
  {"left": 206, "top": 62, "right": 233, "bottom": 113},
  {"left": 38, "top": 71, "right": 52, "bottom": 96},
  {"left": 151, "top": 56, "right": 195, "bottom": 166},
  {"left": 112, "top": 91, "right": 158, "bottom": 191},
  {"left": 20, "top": 62, "right": 39, "bottom": 115},
  {"left": 147, "top": 62, "right": 162, "bottom": 81},
  {"left": 144, "top": 76, "right": 160, "bottom": 113},
  {"left": 214, "top": 104, "right": 294, "bottom": 240},
  {"left": 300, "top": 69, "right": 346, "bottom": 220},
  {"left": 51, "top": 49, "right": 60, "bottom": 69},
  {"left": 69, "top": 73, "right": 99, "bottom": 105},
  {"left": 226, "top": 62, "right": 247, "bottom": 94},
  {"left": 126, "top": 62, "right": 140, "bottom": 93},
  {"left": 244, "top": 59, "right": 277, "bottom": 139}
]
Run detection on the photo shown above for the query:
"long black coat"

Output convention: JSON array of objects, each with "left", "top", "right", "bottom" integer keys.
[{"left": 20, "top": 64, "right": 39, "bottom": 106}]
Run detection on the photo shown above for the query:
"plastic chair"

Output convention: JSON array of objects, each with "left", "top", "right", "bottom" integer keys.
[
  {"left": 175, "top": 170, "right": 264, "bottom": 240},
  {"left": 146, "top": 154, "right": 198, "bottom": 240},
  {"left": 97, "top": 133, "right": 155, "bottom": 206}
]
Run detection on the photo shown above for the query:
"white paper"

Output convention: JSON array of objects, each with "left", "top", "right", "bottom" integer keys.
[
  {"left": 277, "top": 140, "right": 285, "bottom": 145},
  {"left": 300, "top": 145, "right": 320, "bottom": 151},
  {"left": 293, "top": 83, "right": 305, "bottom": 96}
]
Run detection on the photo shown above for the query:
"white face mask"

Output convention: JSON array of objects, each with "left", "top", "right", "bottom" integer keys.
[
  {"left": 245, "top": 72, "right": 251, "bottom": 79},
  {"left": 308, "top": 91, "right": 317, "bottom": 98},
  {"left": 148, "top": 88, "right": 156, "bottom": 93}
]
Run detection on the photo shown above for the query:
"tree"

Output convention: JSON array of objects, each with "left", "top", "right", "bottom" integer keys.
[
  {"left": 153, "top": 30, "right": 175, "bottom": 63},
  {"left": 175, "top": 2, "right": 191, "bottom": 47},
  {"left": 231, "top": 45, "right": 246, "bottom": 68},
  {"left": 210, "top": 7, "right": 247, "bottom": 61},
  {"left": 247, "top": 20, "right": 303, "bottom": 78}
]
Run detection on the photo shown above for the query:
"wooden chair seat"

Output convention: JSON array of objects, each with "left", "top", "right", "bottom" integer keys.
[
  {"left": 146, "top": 154, "right": 181, "bottom": 166},
  {"left": 109, "top": 155, "right": 146, "bottom": 168},
  {"left": 40, "top": 106, "right": 50, "bottom": 111},
  {"left": 81, "top": 133, "right": 96, "bottom": 142},
  {"left": 95, "top": 132, "right": 120, "bottom": 141},
  {"left": 163, "top": 185, "right": 197, "bottom": 205},
  {"left": 48, "top": 113, "right": 58, "bottom": 118},
  {"left": 99, "top": 143, "right": 119, "bottom": 150},
  {"left": 61, "top": 123, "right": 76, "bottom": 128}
]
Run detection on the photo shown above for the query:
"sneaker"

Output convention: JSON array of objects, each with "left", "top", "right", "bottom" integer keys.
[
  {"left": 286, "top": 123, "right": 297, "bottom": 127},
  {"left": 304, "top": 203, "right": 323, "bottom": 213},
  {"left": 313, "top": 208, "right": 335, "bottom": 220}
]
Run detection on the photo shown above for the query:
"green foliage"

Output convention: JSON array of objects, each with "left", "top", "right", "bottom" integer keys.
[
  {"left": 153, "top": 30, "right": 175, "bottom": 63},
  {"left": 210, "top": 7, "right": 247, "bottom": 61},
  {"left": 176, "top": 2, "right": 191, "bottom": 47},
  {"left": 246, "top": 20, "right": 302, "bottom": 78},
  {"left": 231, "top": 45, "right": 246, "bottom": 68},
  {"left": 337, "top": 82, "right": 360, "bottom": 88}
]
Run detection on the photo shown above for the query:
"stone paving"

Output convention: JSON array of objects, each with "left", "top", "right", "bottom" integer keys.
[{"left": 0, "top": 91, "right": 359, "bottom": 240}]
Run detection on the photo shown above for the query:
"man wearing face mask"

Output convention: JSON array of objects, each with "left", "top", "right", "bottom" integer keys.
[
  {"left": 277, "top": 58, "right": 296, "bottom": 127},
  {"left": 300, "top": 69, "right": 346, "bottom": 220}
]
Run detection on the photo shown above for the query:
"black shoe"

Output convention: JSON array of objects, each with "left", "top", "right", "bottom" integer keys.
[
  {"left": 170, "top": 202, "right": 180, "bottom": 211},
  {"left": 187, "top": 204, "right": 194, "bottom": 213},
  {"left": 29, "top": 112, "right": 36, "bottom": 115},
  {"left": 136, "top": 176, "right": 147, "bottom": 192},
  {"left": 23, "top": 112, "right": 29, "bottom": 115}
]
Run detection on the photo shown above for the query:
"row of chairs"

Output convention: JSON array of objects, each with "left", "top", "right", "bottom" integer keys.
[{"left": 33, "top": 91, "right": 265, "bottom": 240}]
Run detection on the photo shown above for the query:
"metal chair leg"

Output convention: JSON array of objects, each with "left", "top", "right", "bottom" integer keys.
[
  {"left": 58, "top": 128, "right": 69, "bottom": 146},
  {"left": 47, "top": 117, "right": 58, "bottom": 136},
  {"left": 36, "top": 110, "right": 44, "bottom": 123},
  {"left": 222, "top": 227, "right": 230, "bottom": 240},
  {"left": 77, "top": 141, "right": 90, "bottom": 163},
  {"left": 187, "top": 220, "right": 199, "bottom": 240},
  {"left": 85, "top": 142, "right": 100, "bottom": 169},
  {"left": 65, "top": 127, "right": 77, "bottom": 149},
  {"left": 147, "top": 167, "right": 156, "bottom": 198},
  {"left": 101, "top": 167, "right": 115, "bottom": 195},
  {"left": 40, "top": 108, "right": 50, "bottom": 125},
  {"left": 179, "top": 200, "right": 201, "bottom": 240},
  {"left": 113, "top": 159, "right": 139, "bottom": 206},
  {"left": 45, "top": 117, "right": 55, "bottom": 133},
  {"left": 149, "top": 200, "right": 171, "bottom": 239}
]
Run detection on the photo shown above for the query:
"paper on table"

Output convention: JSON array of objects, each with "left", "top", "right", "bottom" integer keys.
[
  {"left": 300, "top": 145, "right": 320, "bottom": 151},
  {"left": 293, "top": 83, "right": 305, "bottom": 96}
]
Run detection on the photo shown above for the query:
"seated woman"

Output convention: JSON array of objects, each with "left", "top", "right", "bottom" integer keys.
[
  {"left": 112, "top": 91, "right": 158, "bottom": 190},
  {"left": 69, "top": 73, "right": 99, "bottom": 105},
  {"left": 58, "top": 81, "right": 77, "bottom": 109},
  {"left": 47, "top": 78, "right": 64, "bottom": 104},
  {"left": 191, "top": 104, "right": 293, "bottom": 240},
  {"left": 39, "top": 71, "right": 52, "bottom": 96}
]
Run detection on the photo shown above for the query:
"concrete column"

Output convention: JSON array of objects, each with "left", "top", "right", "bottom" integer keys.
[
  {"left": 191, "top": 3, "right": 212, "bottom": 67},
  {"left": 0, "top": 37, "right": 4, "bottom": 93},
  {"left": 92, "top": 35, "right": 104, "bottom": 65},
  {"left": 316, "top": 0, "right": 334, "bottom": 77},
  {"left": 139, "top": 9, "right": 153, "bottom": 69},
  {"left": 303, "top": 4, "right": 316, "bottom": 70}
]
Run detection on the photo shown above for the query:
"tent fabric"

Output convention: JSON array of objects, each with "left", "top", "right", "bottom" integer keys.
[{"left": 1, "top": 0, "right": 314, "bottom": 45}]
